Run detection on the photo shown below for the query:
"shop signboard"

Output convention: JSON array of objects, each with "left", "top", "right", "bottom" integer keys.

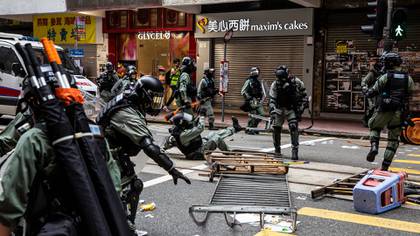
[
  {"left": 220, "top": 60, "right": 229, "bottom": 93},
  {"left": 33, "top": 13, "right": 96, "bottom": 44},
  {"left": 195, "top": 8, "right": 313, "bottom": 38},
  {"left": 137, "top": 31, "right": 171, "bottom": 40}
]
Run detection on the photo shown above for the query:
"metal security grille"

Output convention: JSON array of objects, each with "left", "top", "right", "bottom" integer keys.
[
  {"left": 189, "top": 174, "right": 297, "bottom": 230},
  {"left": 213, "top": 36, "right": 305, "bottom": 112}
]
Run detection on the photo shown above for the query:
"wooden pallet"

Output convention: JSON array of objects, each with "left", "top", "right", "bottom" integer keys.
[
  {"left": 205, "top": 151, "right": 288, "bottom": 182},
  {"left": 311, "top": 171, "right": 368, "bottom": 200}
]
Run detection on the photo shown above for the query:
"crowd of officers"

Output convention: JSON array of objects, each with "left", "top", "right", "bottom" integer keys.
[{"left": 0, "top": 50, "right": 414, "bottom": 235}]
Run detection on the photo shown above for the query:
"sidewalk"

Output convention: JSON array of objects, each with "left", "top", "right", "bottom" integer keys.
[{"left": 147, "top": 112, "right": 374, "bottom": 139}]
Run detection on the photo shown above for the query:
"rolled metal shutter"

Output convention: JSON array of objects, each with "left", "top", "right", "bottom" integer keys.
[
  {"left": 213, "top": 36, "right": 305, "bottom": 112},
  {"left": 326, "top": 11, "right": 377, "bottom": 53}
]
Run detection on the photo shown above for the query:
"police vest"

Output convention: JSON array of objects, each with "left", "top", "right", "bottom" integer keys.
[
  {"left": 201, "top": 77, "right": 216, "bottom": 99},
  {"left": 96, "top": 93, "right": 132, "bottom": 128},
  {"left": 170, "top": 68, "right": 181, "bottom": 87},
  {"left": 379, "top": 71, "right": 409, "bottom": 112},
  {"left": 275, "top": 78, "right": 298, "bottom": 109},
  {"left": 171, "top": 126, "right": 203, "bottom": 156},
  {"left": 247, "top": 77, "right": 263, "bottom": 99}
]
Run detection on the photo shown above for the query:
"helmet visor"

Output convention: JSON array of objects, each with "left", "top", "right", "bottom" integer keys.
[{"left": 147, "top": 91, "right": 164, "bottom": 116}]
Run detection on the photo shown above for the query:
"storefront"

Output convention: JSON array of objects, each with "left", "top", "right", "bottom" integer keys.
[
  {"left": 322, "top": 9, "right": 420, "bottom": 116},
  {"left": 33, "top": 13, "right": 106, "bottom": 79},
  {"left": 195, "top": 8, "right": 314, "bottom": 113},
  {"left": 104, "top": 9, "right": 195, "bottom": 76}
]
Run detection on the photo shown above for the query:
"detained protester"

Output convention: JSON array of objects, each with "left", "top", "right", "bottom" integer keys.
[
  {"left": 365, "top": 52, "right": 414, "bottom": 170},
  {"left": 269, "top": 65, "right": 308, "bottom": 160},
  {"left": 241, "top": 67, "right": 265, "bottom": 134},
  {"left": 197, "top": 68, "right": 218, "bottom": 130},
  {"left": 97, "top": 62, "right": 119, "bottom": 102},
  {"left": 163, "top": 108, "right": 244, "bottom": 160}
]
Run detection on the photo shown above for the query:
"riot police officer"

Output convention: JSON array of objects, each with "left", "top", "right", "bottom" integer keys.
[
  {"left": 361, "top": 59, "right": 384, "bottom": 126},
  {"left": 269, "top": 65, "right": 308, "bottom": 160},
  {"left": 175, "top": 57, "right": 197, "bottom": 115},
  {"left": 97, "top": 75, "right": 191, "bottom": 185},
  {"left": 111, "top": 65, "right": 138, "bottom": 97},
  {"left": 365, "top": 52, "right": 414, "bottom": 170},
  {"left": 241, "top": 67, "right": 264, "bottom": 134},
  {"left": 162, "top": 109, "right": 244, "bottom": 160},
  {"left": 198, "top": 68, "right": 218, "bottom": 130},
  {"left": 97, "top": 62, "right": 119, "bottom": 102}
]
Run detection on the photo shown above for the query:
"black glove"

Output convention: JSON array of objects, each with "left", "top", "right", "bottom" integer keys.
[
  {"left": 169, "top": 168, "right": 191, "bottom": 185},
  {"left": 199, "top": 107, "right": 207, "bottom": 116},
  {"left": 199, "top": 99, "right": 206, "bottom": 105}
]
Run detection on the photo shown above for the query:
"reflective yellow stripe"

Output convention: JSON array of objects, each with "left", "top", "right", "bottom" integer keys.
[
  {"left": 389, "top": 167, "right": 420, "bottom": 175},
  {"left": 298, "top": 207, "right": 420, "bottom": 234},
  {"left": 394, "top": 159, "right": 420, "bottom": 165},
  {"left": 408, "top": 154, "right": 420, "bottom": 158}
]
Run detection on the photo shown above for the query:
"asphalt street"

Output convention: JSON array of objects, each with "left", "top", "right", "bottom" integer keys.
[
  {"left": 134, "top": 122, "right": 420, "bottom": 236},
  {"left": 1, "top": 116, "right": 419, "bottom": 235}
]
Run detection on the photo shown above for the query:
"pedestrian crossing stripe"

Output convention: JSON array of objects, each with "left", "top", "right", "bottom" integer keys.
[
  {"left": 389, "top": 167, "right": 420, "bottom": 175},
  {"left": 394, "top": 159, "right": 420, "bottom": 165},
  {"left": 298, "top": 207, "right": 420, "bottom": 234},
  {"left": 408, "top": 154, "right": 420, "bottom": 158}
]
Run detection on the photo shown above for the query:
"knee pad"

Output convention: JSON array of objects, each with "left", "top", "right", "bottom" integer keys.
[{"left": 289, "top": 122, "right": 298, "bottom": 132}]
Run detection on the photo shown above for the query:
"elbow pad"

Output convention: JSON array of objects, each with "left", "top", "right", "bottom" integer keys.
[{"left": 139, "top": 137, "right": 174, "bottom": 172}]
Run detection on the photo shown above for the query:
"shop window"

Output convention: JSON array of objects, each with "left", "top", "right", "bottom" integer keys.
[
  {"left": 164, "top": 9, "right": 187, "bottom": 27},
  {"left": 135, "top": 9, "right": 158, "bottom": 28},
  {"left": 107, "top": 11, "right": 128, "bottom": 29}
]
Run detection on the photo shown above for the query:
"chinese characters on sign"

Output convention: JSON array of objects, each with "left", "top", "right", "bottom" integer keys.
[
  {"left": 195, "top": 9, "right": 313, "bottom": 38},
  {"left": 204, "top": 18, "right": 308, "bottom": 33},
  {"left": 33, "top": 13, "right": 96, "bottom": 44}
]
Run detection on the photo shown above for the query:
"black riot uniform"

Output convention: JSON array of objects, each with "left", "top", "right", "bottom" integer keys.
[
  {"left": 97, "top": 62, "right": 119, "bottom": 102},
  {"left": 197, "top": 68, "right": 218, "bottom": 129},
  {"left": 365, "top": 52, "right": 415, "bottom": 170},
  {"left": 96, "top": 75, "right": 191, "bottom": 185},
  {"left": 241, "top": 67, "right": 265, "bottom": 133},
  {"left": 269, "top": 65, "right": 308, "bottom": 160}
]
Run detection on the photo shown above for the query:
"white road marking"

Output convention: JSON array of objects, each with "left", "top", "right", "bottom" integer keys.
[
  {"left": 143, "top": 137, "right": 336, "bottom": 187},
  {"left": 260, "top": 137, "right": 335, "bottom": 152},
  {"left": 143, "top": 164, "right": 207, "bottom": 188}
]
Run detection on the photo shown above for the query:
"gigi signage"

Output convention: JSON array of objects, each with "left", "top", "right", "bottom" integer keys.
[
  {"left": 137, "top": 31, "right": 171, "bottom": 40},
  {"left": 195, "top": 8, "right": 313, "bottom": 38}
]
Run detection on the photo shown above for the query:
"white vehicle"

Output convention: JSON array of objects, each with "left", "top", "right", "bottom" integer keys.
[{"left": 0, "top": 32, "right": 98, "bottom": 116}]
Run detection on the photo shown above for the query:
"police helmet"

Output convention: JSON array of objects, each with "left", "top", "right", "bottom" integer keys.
[
  {"left": 380, "top": 52, "right": 403, "bottom": 69},
  {"left": 204, "top": 68, "right": 215, "bottom": 77},
  {"left": 275, "top": 65, "right": 289, "bottom": 80},
  {"left": 250, "top": 67, "right": 260, "bottom": 77},
  {"left": 133, "top": 75, "right": 164, "bottom": 116},
  {"left": 105, "top": 62, "right": 114, "bottom": 72},
  {"left": 127, "top": 65, "right": 138, "bottom": 79},
  {"left": 181, "top": 56, "right": 196, "bottom": 73},
  {"left": 170, "top": 112, "right": 193, "bottom": 127}
]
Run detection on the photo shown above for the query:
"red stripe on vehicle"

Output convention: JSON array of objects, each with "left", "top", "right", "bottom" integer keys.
[{"left": 0, "top": 87, "right": 20, "bottom": 97}]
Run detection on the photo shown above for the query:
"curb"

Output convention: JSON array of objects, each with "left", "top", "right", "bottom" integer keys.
[{"left": 146, "top": 118, "right": 373, "bottom": 140}]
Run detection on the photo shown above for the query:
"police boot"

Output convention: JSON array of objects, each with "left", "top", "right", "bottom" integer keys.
[
  {"left": 273, "top": 127, "right": 282, "bottom": 156},
  {"left": 291, "top": 147, "right": 299, "bottom": 160},
  {"left": 232, "top": 116, "right": 244, "bottom": 133},
  {"left": 366, "top": 140, "right": 379, "bottom": 162},
  {"left": 209, "top": 122, "right": 217, "bottom": 130}
]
